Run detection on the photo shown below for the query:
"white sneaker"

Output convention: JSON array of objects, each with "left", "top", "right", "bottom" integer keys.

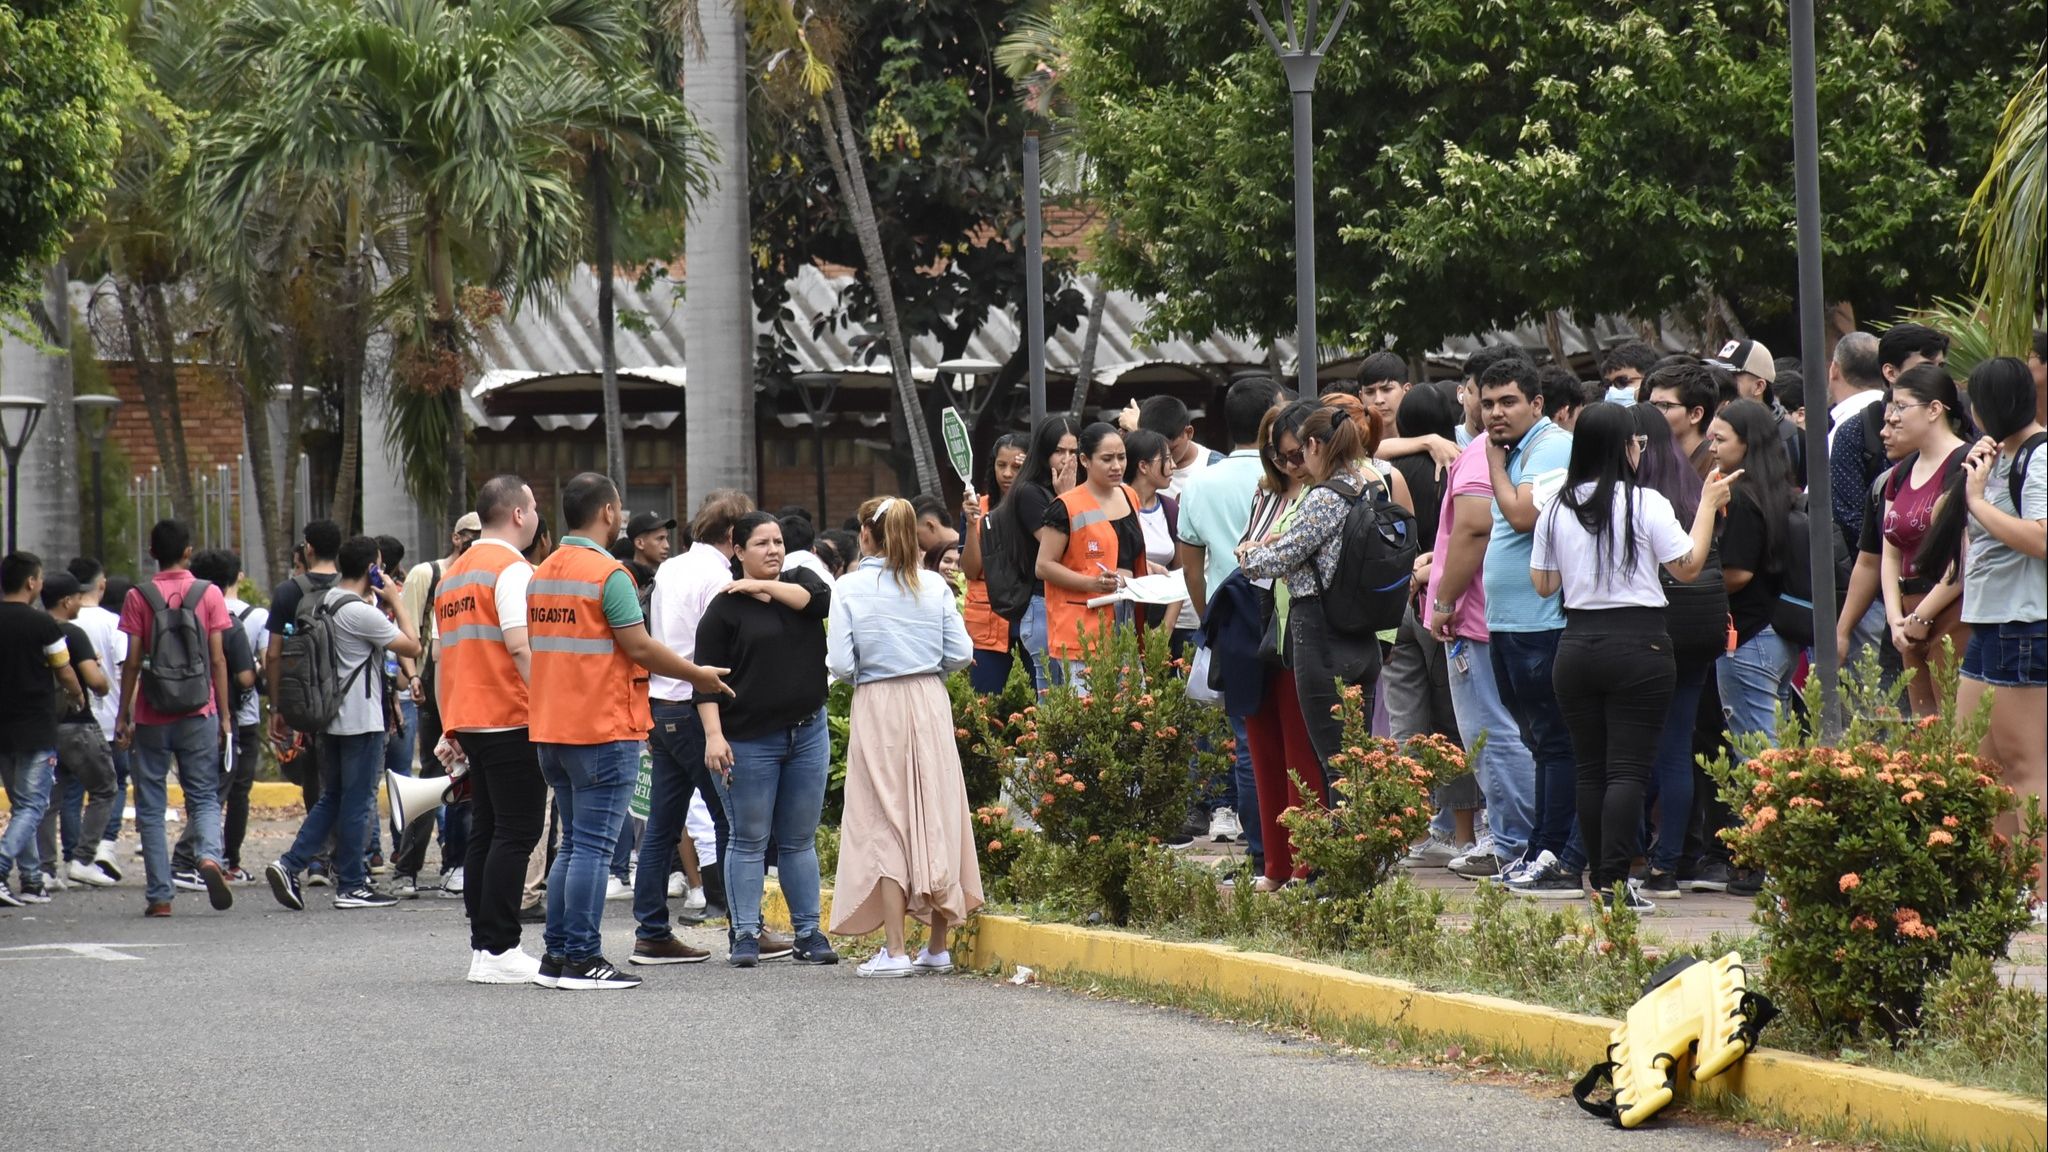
[
  {"left": 441, "top": 866, "right": 465, "bottom": 895},
  {"left": 1447, "top": 833, "right": 1500, "bottom": 875},
  {"left": 605, "top": 876, "right": 632, "bottom": 901},
  {"left": 93, "top": 842, "right": 124, "bottom": 882},
  {"left": 394, "top": 875, "right": 420, "bottom": 898},
  {"left": 1207, "top": 807, "right": 1243, "bottom": 842},
  {"left": 1501, "top": 850, "right": 1550, "bottom": 885},
  {"left": 1399, "top": 833, "right": 1462, "bottom": 869},
  {"left": 912, "top": 948, "right": 954, "bottom": 975},
  {"left": 41, "top": 869, "right": 69, "bottom": 891},
  {"left": 666, "top": 871, "right": 685, "bottom": 899},
  {"left": 469, "top": 946, "right": 544, "bottom": 985},
  {"left": 67, "top": 859, "right": 118, "bottom": 888},
  {"left": 682, "top": 885, "right": 707, "bottom": 914},
  {"left": 856, "top": 948, "right": 916, "bottom": 979}
]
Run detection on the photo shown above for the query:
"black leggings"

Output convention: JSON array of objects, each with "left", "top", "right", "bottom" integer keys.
[
  {"left": 1553, "top": 608, "right": 1675, "bottom": 892},
  {"left": 461, "top": 728, "right": 547, "bottom": 954}
]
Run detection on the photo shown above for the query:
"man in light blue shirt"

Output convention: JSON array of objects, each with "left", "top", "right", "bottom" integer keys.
[
  {"left": 1474, "top": 360, "right": 1586, "bottom": 898},
  {"left": 1174, "top": 376, "right": 1282, "bottom": 856}
]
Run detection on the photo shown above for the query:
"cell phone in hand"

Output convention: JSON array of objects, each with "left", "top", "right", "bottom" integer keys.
[{"left": 369, "top": 565, "right": 385, "bottom": 590}]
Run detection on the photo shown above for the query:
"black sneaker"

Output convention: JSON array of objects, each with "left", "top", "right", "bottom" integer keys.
[
  {"left": 558, "top": 956, "right": 642, "bottom": 991},
  {"left": 1686, "top": 860, "right": 1733, "bottom": 893},
  {"left": 172, "top": 869, "right": 206, "bottom": 892},
  {"left": 728, "top": 935, "right": 760, "bottom": 969},
  {"left": 265, "top": 861, "right": 305, "bottom": 911},
  {"left": 792, "top": 932, "right": 839, "bottom": 965},
  {"left": 15, "top": 878, "right": 50, "bottom": 904},
  {"left": 1639, "top": 869, "right": 1682, "bottom": 900},
  {"left": 534, "top": 953, "right": 565, "bottom": 989},
  {"left": 1509, "top": 861, "right": 1586, "bottom": 899},
  {"left": 305, "top": 861, "right": 332, "bottom": 888},
  {"left": 1727, "top": 868, "right": 1766, "bottom": 898},
  {"left": 334, "top": 886, "right": 397, "bottom": 909},
  {"left": 0, "top": 879, "right": 23, "bottom": 908},
  {"left": 1597, "top": 882, "right": 1659, "bottom": 915}
]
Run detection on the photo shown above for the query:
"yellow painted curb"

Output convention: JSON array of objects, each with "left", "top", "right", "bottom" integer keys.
[
  {"left": 952, "top": 913, "right": 2048, "bottom": 1152},
  {"left": 162, "top": 782, "right": 305, "bottom": 809}
]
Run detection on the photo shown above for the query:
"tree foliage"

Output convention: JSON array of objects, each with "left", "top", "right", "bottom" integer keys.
[
  {"left": 0, "top": 0, "right": 134, "bottom": 317},
  {"left": 1058, "top": 0, "right": 2043, "bottom": 354}
]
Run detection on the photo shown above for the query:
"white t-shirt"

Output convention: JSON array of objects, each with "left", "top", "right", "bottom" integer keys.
[
  {"left": 783, "top": 550, "right": 837, "bottom": 590},
  {"left": 1165, "top": 440, "right": 1215, "bottom": 501},
  {"left": 324, "top": 593, "right": 402, "bottom": 736},
  {"left": 74, "top": 603, "right": 128, "bottom": 740},
  {"left": 649, "top": 542, "right": 737, "bottom": 700},
  {"left": 1530, "top": 482, "right": 1692, "bottom": 611}
]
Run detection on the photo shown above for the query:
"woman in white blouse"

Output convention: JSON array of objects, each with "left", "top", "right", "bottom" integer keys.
[
  {"left": 1529, "top": 403, "right": 1736, "bottom": 914},
  {"left": 827, "top": 496, "right": 982, "bottom": 978}
]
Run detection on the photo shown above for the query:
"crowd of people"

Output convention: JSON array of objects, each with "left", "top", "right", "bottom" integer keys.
[{"left": 2, "top": 325, "right": 2042, "bottom": 959}]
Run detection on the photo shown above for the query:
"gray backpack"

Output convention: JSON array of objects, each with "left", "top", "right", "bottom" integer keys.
[
  {"left": 136, "top": 579, "right": 215, "bottom": 715},
  {"left": 274, "top": 581, "right": 370, "bottom": 733}
]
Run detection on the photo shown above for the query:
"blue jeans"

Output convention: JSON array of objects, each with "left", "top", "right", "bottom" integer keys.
[
  {"left": 101, "top": 746, "right": 129, "bottom": 843},
  {"left": 610, "top": 804, "right": 639, "bottom": 882},
  {"left": 1717, "top": 627, "right": 1795, "bottom": 751},
  {"left": 636, "top": 702, "right": 708, "bottom": 941},
  {"left": 1646, "top": 659, "right": 1712, "bottom": 873},
  {"left": 1228, "top": 713, "right": 1260, "bottom": 863},
  {"left": 369, "top": 698, "right": 418, "bottom": 858},
  {"left": 131, "top": 718, "right": 224, "bottom": 904},
  {"left": 1, "top": 748, "right": 57, "bottom": 884},
  {"left": 710, "top": 709, "right": 829, "bottom": 941},
  {"left": 969, "top": 618, "right": 1037, "bottom": 694},
  {"left": 1488, "top": 630, "right": 1585, "bottom": 870},
  {"left": 279, "top": 731, "right": 383, "bottom": 892},
  {"left": 1018, "top": 595, "right": 1051, "bottom": 693},
  {"left": 1445, "top": 637, "right": 1536, "bottom": 866},
  {"left": 537, "top": 740, "right": 637, "bottom": 961}
]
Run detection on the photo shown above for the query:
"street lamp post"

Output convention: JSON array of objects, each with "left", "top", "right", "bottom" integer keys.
[
  {"left": 73, "top": 394, "right": 123, "bottom": 563},
  {"left": 1789, "top": 0, "right": 1839, "bottom": 735},
  {"left": 0, "top": 396, "right": 49, "bottom": 555},
  {"left": 1023, "top": 132, "right": 1048, "bottom": 428},
  {"left": 1250, "top": 0, "right": 1352, "bottom": 399},
  {"left": 792, "top": 371, "right": 842, "bottom": 524}
]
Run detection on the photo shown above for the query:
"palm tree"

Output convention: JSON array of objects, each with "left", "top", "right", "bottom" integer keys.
[
  {"left": 1966, "top": 66, "right": 2045, "bottom": 355},
  {"left": 192, "top": 0, "right": 641, "bottom": 532}
]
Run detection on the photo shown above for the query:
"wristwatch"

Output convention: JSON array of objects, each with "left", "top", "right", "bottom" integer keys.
[{"left": 1431, "top": 598, "right": 1455, "bottom": 615}]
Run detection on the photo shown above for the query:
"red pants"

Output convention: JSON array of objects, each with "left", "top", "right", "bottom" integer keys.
[{"left": 1244, "top": 667, "right": 1326, "bottom": 884}]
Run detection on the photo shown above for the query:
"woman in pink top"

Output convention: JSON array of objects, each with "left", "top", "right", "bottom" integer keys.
[{"left": 1878, "top": 364, "right": 1972, "bottom": 716}]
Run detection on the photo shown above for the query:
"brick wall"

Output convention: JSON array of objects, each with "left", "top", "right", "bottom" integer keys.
[{"left": 102, "top": 363, "right": 248, "bottom": 476}]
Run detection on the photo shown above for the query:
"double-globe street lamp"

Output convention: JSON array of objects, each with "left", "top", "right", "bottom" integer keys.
[
  {"left": 0, "top": 396, "right": 49, "bottom": 555},
  {"left": 73, "top": 393, "right": 123, "bottom": 563}
]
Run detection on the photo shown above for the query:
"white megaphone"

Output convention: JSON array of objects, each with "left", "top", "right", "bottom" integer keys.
[{"left": 386, "top": 770, "right": 450, "bottom": 841}]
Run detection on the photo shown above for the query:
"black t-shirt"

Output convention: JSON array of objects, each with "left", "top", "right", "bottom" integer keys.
[
  {"left": 268, "top": 572, "right": 338, "bottom": 642},
  {"left": 60, "top": 622, "right": 98, "bottom": 725},
  {"left": 1042, "top": 495, "right": 1144, "bottom": 575},
  {"left": 0, "top": 601, "right": 68, "bottom": 753},
  {"left": 1391, "top": 451, "right": 1444, "bottom": 553},
  {"left": 1009, "top": 481, "right": 1055, "bottom": 598},
  {"left": 1858, "top": 468, "right": 1890, "bottom": 556},
  {"left": 1720, "top": 489, "right": 1783, "bottom": 645},
  {"left": 223, "top": 609, "right": 258, "bottom": 713},
  {"left": 692, "top": 569, "right": 832, "bottom": 742}
]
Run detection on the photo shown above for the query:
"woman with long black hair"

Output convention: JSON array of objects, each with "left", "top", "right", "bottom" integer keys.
[
  {"left": 994, "top": 416, "right": 1078, "bottom": 690},
  {"left": 1877, "top": 363, "right": 1974, "bottom": 716},
  {"left": 959, "top": 431, "right": 1031, "bottom": 691},
  {"left": 1532, "top": 403, "right": 1736, "bottom": 912},
  {"left": 1707, "top": 399, "right": 1797, "bottom": 746}
]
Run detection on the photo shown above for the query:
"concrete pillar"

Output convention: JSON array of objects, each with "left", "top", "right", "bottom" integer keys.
[
  {"left": 0, "top": 263, "right": 82, "bottom": 563},
  {"left": 681, "top": 0, "right": 756, "bottom": 510}
]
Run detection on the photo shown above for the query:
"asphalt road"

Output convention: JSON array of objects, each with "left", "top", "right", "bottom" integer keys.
[{"left": 2, "top": 881, "right": 1773, "bottom": 1152}]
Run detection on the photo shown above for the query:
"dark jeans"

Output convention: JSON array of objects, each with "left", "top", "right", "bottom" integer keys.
[
  {"left": 635, "top": 700, "right": 721, "bottom": 942},
  {"left": 1286, "top": 597, "right": 1381, "bottom": 770},
  {"left": 1553, "top": 610, "right": 1676, "bottom": 892},
  {"left": 279, "top": 731, "right": 383, "bottom": 891},
  {"left": 1645, "top": 658, "right": 1711, "bottom": 873},
  {"left": 175, "top": 724, "right": 258, "bottom": 870},
  {"left": 1490, "top": 628, "right": 1586, "bottom": 871},
  {"left": 968, "top": 618, "right": 1036, "bottom": 695},
  {"left": 460, "top": 727, "right": 547, "bottom": 955},
  {"left": 42, "top": 722, "right": 115, "bottom": 867},
  {"left": 100, "top": 745, "right": 130, "bottom": 844}
]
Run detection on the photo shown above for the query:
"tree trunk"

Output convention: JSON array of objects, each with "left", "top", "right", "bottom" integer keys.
[
  {"left": 1542, "top": 309, "right": 1570, "bottom": 367},
  {"left": 821, "top": 81, "right": 940, "bottom": 495},
  {"left": 232, "top": 362, "right": 287, "bottom": 586},
  {"left": 425, "top": 211, "right": 467, "bottom": 535},
  {"left": 327, "top": 219, "right": 370, "bottom": 529},
  {"left": 592, "top": 147, "right": 627, "bottom": 495},
  {"left": 282, "top": 368, "right": 307, "bottom": 560},
  {"left": 142, "top": 282, "right": 197, "bottom": 516},
  {"left": 1068, "top": 277, "right": 1107, "bottom": 418},
  {"left": 113, "top": 278, "right": 186, "bottom": 522}
]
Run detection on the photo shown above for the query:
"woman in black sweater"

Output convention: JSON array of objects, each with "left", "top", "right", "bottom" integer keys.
[{"left": 696, "top": 512, "right": 834, "bottom": 968}]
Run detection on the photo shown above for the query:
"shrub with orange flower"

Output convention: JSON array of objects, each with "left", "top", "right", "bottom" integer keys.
[
  {"left": 1707, "top": 670, "right": 2044, "bottom": 1041},
  {"left": 1276, "top": 699, "right": 1445, "bottom": 903}
]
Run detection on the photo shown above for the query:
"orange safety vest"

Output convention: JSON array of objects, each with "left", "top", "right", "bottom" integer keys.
[
  {"left": 962, "top": 495, "right": 1011, "bottom": 653},
  {"left": 1045, "top": 483, "right": 1141, "bottom": 660},
  {"left": 526, "top": 543, "right": 651, "bottom": 745},
  {"left": 433, "top": 542, "right": 531, "bottom": 732}
]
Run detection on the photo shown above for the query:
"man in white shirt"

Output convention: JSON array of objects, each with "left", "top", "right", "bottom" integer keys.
[
  {"left": 633, "top": 489, "right": 793, "bottom": 963},
  {"left": 66, "top": 558, "right": 128, "bottom": 881},
  {"left": 1824, "top": 331, "right": 1883, "bottom": 454}
]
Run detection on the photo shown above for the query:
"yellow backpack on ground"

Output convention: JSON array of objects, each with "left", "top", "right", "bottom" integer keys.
[{"left": 1573, "top": 951, "right": 1780, "bottom": 1128}]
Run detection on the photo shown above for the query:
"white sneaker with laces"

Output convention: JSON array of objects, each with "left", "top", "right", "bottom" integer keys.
[
  {"left": 1399, "top": 833, "right": 1462, "bottom": 869},
  {"left": 1502, "top": 850, "right": 1554, "bottom": 886},
  {"left": 67, "top": 859, "right": 118, "bottom": 888},
  {"left": 912, "top": 948, "right": 954, "bottom": 975},
  {"left": 857, "top": 948, "right": 916, "bottom": 979},
  {"left": 1208, "top": 807, "right": 1243, "bottom": 842},
  {"left": 93, "top": 842, "right": 124, "bottom": 882},
  {"left": 469, "top": 946, "right": 544, "bottom": 984},
  {"left": 605, "top": 876, "right": 632, "bottom": 901},
  {"left": 42, "top": 869, "right": 69, "bottom": 891},
  {"left": 666, "top": 871, "right": 685, "bottom": 899},
  {"left": 682, "top": 886, "right": 707, "bottom": 914},
  {"left": 441, "top": 866, "right": 465, "bottom": 895}
]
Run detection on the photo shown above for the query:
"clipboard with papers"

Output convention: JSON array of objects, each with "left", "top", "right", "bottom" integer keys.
[{"left": 1085, "top": 569, "right": 1190, "bottom": 608}]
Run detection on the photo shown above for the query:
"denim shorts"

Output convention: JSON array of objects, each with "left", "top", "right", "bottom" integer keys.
[{"left": 1960, "top": 620, "right": 2048, "bottom": 688}]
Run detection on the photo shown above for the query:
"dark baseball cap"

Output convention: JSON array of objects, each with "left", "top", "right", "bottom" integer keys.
[
  {"left": 627, "top": 511, "right": 676, "bottom": 539},
  {"left": 39, "top": 570, "right": 82, "bottom": 608}
]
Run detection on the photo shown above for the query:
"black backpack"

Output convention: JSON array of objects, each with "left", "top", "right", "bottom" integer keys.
[
  {"left": 274, "top": 581, "right": 372, "bottom": 733},
  {"left": 980, "top": 498, "right": 1036, "bottom": 623},
  {"left": 1310, "top": 470, "right": 1420, "bottom": 637},
  {"left": 136, "top": 579, "right": 215, "bottom": 715},
  {"left": 1772, "top": 494, "right": 1818, "bottom": 648},
  {"left": 2008, "top": 432, "right": 2047, "bottom": 511}
]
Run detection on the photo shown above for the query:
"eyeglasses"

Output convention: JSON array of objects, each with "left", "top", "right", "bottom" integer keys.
[
  {"left": 1271, "top": 447, "right": 1306, "bottom": 468},
  {"left": 1885, "top": 400, "right": 1932, "bottom": 417},
  {"left": 1647, "top": 400, "right": 1688, "bottom": 412},
  {"left": 1629, "top": 434, "right": 1649, "bottom": 453}
]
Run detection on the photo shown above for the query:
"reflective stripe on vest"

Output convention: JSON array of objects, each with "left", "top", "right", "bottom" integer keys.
[
  {"left": 1044, "top": 483, "right": 1138, "bottom": 659},
  {"left": 435, "top": 544, "right": 531, "bottom": 731},
  {"left": 526, "top": 544, "right": 652, "bottom": 745}
]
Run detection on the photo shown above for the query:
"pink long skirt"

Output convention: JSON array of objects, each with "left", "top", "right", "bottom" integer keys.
[{"left": 829, "top": 674, "right": 984, "bottom": 937}]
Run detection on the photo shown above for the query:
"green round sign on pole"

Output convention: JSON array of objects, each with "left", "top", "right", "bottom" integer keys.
[{"left": 941, "top": 406, "right": 974, "bottom": 485}]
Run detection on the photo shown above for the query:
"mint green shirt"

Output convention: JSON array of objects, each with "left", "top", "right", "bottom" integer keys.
[{"left": 559, "top": 537, "right": 645, "bottom": 627}]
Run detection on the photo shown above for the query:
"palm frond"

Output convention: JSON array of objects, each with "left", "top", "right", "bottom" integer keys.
[{"left": 1964, "top": 66, "right": 2046, "bottom": 354}]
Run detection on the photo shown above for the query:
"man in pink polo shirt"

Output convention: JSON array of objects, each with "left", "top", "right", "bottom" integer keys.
[{"left": 117, "top": 519, "right": 236, "bottom": 917}]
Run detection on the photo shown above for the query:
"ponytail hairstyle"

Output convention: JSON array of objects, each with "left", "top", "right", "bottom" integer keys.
[
  {"left": 1888, "top": 362, "right": 1975, "bottom": 442},
  {"left": 858, "top": 496, "right": 924, "bottom": 592},
  {"left": 1300, "top": 392, "right": 1381, "bottom": 482},
  {"left": 1914, "top": 356, "right": 2033, "bottom": 579}
]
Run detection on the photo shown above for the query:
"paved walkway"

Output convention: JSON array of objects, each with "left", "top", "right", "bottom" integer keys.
[{"left": 2, "top": 824, "right": 1779, "bottom": 1152}]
